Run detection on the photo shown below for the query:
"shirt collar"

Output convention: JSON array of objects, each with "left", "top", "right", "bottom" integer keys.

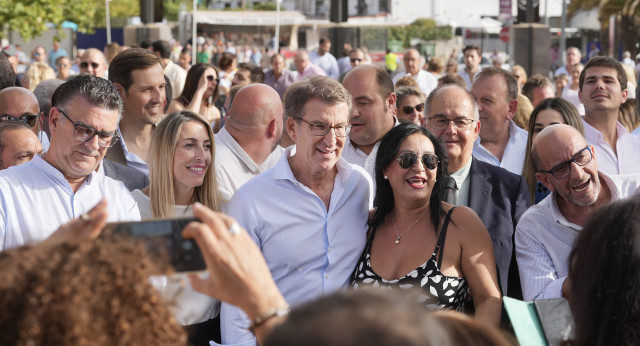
[{"left": 449, "top": 157, "right": 472, "bottom": 189}]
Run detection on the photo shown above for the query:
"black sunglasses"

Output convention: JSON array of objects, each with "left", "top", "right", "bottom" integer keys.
[
  {"left": 350, "top": 58, "right": 363, "bottom": 63},
  {"left": 0, "top": 114, "right": 38, "bottom": 127},
  {"left": 80, "top": 62, "right": 100, "bottom": 69},
  {"left": 402, "top": 103, "right": 425, "bottom": 114},
  {"left": 206, "top": 75, "right": 220, "bottom": 83},
  {"left": 397, "top": 152, "right": 439, "bottom": 170}
]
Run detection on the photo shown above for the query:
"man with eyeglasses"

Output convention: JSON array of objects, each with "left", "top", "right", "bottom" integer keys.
[
  {"left": 219, "top": 76, "right": 372, "bottom": 346},
  {"left": 0, "top": 74, "right": 140, "bottom": 251},
  {"left": 79, "top": 48, "right": 108, "bottom": 79},
  {"left": 0, "top": 86, "right": 49, "bottom": 151},
  {"left": 425, "top": 84, "right": 531, "bottom": 299},
  {"left": 516, "top": 124, "right": 640, "bottom": 301}
]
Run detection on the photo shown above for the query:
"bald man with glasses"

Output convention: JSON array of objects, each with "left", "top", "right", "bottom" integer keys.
[{"left": 0, "top": 74, "right": 140, "bottom": 251}]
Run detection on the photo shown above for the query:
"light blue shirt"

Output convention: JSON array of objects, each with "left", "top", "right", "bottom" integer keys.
[
  {"left": 473, "top": 120, "right": 528, "bottom": 175},
  {"left": 217, "top": 146, "right": 372, "bottom": 346},
  {"left": 0, "top": 155, "right": 140, "bottom": 251},
  {"left": 515, "top": 171, "right": 640, "bottom": 301},
  {"left": 309, "top": 50, "right": 340, "bottom": 79},
  {"left": 117, "top": 127, "right": 149, "bottom": 176}
]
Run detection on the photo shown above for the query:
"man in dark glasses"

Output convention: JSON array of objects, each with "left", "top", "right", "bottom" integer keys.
[
  {"left": 79, "top": 48, "right": 107, "bottom": 79},
  {"left": 0, "top": 74, "right": 141, "bottom": 251},
  {"left": 0, "top": 87, "right": 48, "bottom": 150},
  {"left": 425, "top": 84, "right": 531, "bottom": 300},
  {"left": 516, "top": 124, "right": 640, "bottom": 302}
]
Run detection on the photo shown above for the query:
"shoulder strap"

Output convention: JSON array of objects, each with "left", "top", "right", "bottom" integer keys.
[{"left": 435, "top": 206, "right": 457, "bottom": 268}]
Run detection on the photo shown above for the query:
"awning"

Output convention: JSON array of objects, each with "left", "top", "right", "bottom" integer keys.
[{"left": 195, "top": 10, "right": 311, "bottom": 26}]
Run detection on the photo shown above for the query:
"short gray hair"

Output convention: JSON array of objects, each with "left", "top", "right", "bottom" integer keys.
[
  {"left": 33, "top": 79, "right": 64, "bottom": 116},
  {"left": 284, "top": 76, "right": 352, "bottom": 120},
  {"left": 425, "top": 84, "right": 479, "bottom": 121},
  {"left": 51, "top": 74, "right": 122, "bottom": 120}
]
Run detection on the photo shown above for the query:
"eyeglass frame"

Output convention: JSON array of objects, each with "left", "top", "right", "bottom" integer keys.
[
  {"left": 401, "top": 103, "right": 425, "bottom": 114},
  {"left": 206, "top": 75, "right": 220, "bottom": 83},
  {"left": 426, "top": 117, "right": 476, "bottom": 130},
  {"left": 396, "top": 151, "right": 439, "bottom": 171},
  {"left": 297, "top": 118, "right": 351, "bottom": 138},
  {"left": 0, "top": 113, "right": 39, "bottom": 127},
  {"left": 537, "top": 145, "right": 593, "bottom": 180},
  {"left": 57, "top": 108, "right": 120, "bottom": 148},
  {"left": 80, "top": 61, "right": 101, "bottom": 69}
]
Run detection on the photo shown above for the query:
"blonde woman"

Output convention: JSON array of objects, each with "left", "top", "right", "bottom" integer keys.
[
  {"left": 132, "top": 110, "right": 222, "bottom": 219},
  {"left": 22, "top": 62, "right": 56, "bottom": 91}
]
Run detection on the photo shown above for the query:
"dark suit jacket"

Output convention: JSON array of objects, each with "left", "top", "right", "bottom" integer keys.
[
  {"left": 468, "top": 158, "right": 531, "bottom": 299},
  {"left": 105, "top": 140, "right": 127, "bottom": 166},
  {"left": 102, "top": 158, "right": 149, "bottom": 191}
]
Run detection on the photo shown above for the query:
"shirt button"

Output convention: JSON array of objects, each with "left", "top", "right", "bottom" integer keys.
[
  {"left": 325, "top": 274, "right": 329, "bottom": 279},
  {"left": 328, "top": 247, "right": 331, "bottom": 252}
]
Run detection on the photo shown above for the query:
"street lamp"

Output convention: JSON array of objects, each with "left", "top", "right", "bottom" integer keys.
[
  {"left": 106, "top": 0, "right": 112, "bottom": 44},
  {"left": 275, "top": 0, "right": 282, "bottom": 53}
]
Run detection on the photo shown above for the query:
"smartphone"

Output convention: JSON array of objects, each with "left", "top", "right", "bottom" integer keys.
[{"left": 104, "top": 217, "right": 206, "bottom": 273}]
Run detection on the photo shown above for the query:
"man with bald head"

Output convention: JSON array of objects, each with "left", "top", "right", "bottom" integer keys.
[
  {"left": 214, "top": 84, "right": 284, "bottom": 201},
  {"left": 0, "top": 87, "right": 49, "bottom": 150},
  {"left": 294, "top": 50, "right": 325, "bottom": 81},
  {"left": 0, "top": 121, "right": 43, "bottom": 170},
  {"left": 424, "top": 84, "right": 530, "bottom": 298},
  {"left": 392, "top": 48, "right": 437, "bottom": 97},
  {"left": 79, "top": 48, "right": 108, "bottom": 78},
  {"left": 516, "top": 124, "right": 640, "bottom": 301}
]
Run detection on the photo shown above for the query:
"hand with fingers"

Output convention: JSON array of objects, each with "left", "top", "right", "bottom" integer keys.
[
  {"left": 44, "top": 199, "right": 109, "bottom": 246},
  {"left": 182, "top": 202, "right": 288, "bottom": 341}
]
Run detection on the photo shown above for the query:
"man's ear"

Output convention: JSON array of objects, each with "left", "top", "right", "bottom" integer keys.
[
  {"left": 387, "top": 92, "right": 397, "bottom": 116},
  {"left": 114, "top": 83, "right": 126, "bottom": 100},
  {"left": 267, "top": 118, "right": 278, "bottom": 138},
  {"left": 535, "top": 172, "right": 555, "bottom": 192},
  {"left": 506, "top": 98, "right": 518, "bottom": 120},
  {"left": 49, "top": 107, "right": 61, "bottom": 134},
  {"left": 286, "top": 117, "right": 297, "bottom": 142}
]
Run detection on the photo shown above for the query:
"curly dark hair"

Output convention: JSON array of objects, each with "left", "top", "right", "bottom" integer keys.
[
  {"left": 0, "top": 237, "right": 187, "bottom": 346},
  {"left": 372, "top": 122, "right": 448, "bottom": 231}
]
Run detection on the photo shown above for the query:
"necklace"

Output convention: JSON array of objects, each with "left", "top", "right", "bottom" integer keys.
[{"left": 392, "top": 209, "right": 428, "bottom": 245}]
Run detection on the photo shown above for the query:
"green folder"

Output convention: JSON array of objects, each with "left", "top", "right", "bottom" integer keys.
[{"left": 503, "top": 297, "right": 547, "bottom": 346}]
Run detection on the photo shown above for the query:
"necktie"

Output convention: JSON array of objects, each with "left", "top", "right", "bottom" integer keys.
[{"left": 443, "top": 176, "right": 456, "bottom": 205}]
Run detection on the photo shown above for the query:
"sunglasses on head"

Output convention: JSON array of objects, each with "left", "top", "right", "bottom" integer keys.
[
  {"left": 206, "top": 75, "right": 220, "bottom": 83},
  {"left": 0, "top": 114, "right": 38, "bottom": 128},
  {"left": 397, "top": 152, "right": 439, "bottom": 170},
  {"left": 80, "top": 62, "right": 100, "bottom": 69},
  {"left": 402, "top": 103, "right": 424, "bottom": 114}
]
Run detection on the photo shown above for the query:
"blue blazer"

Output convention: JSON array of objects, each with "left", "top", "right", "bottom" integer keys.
[{"left": 468, "top": 158, "right": 531, "bottom": 299}]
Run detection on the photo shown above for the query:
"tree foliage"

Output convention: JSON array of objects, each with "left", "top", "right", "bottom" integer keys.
[
  {"left": 569, "top": 0, "right": 640, "bottom": 56},
  {"left": 389, "top": 18, "right": 452, "bottom": 47},
  {"left": 0, "top": 0, "right": 96, "bottom": 40}
]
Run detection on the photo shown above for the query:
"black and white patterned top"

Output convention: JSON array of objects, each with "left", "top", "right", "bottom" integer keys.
[{"left": 351, "top": 207, "right": 469, "bottom": 312}]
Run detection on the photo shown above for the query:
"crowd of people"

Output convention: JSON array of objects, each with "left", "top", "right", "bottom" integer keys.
[{"left": 0, "top": 34, "right": 639, "bottom": 346}]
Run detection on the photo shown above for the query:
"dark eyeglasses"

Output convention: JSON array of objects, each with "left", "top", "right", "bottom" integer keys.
[
  {"left": 402, "top": 103, "right": 425, "bottom": 114},
  {"left": 80, "top": 62, "right": 100, "bottom": 69},
  {"left": 298, "top": 118, "right": 351, "bottom": 137},
  {"left": 350, "top": 58, "right": 363, "bottom": 63},
  {"left": 206, "top": 75, "right": 220, "bottom": 83},
  {"left": 538, "top": 146, "right": 593, "bottom": 180},
  {"left": 0, "top": 114, "right": 38, "bottom": 127},
  {"left": 397, "top": 152, "right": 439, "bottom": 170},
  {"left": 58, "top": 109, "right": 119, "bottom": 148}
]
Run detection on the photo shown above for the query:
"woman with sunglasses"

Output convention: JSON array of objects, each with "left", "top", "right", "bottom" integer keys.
[
  {"left": 395, "top": 86, "right": 426, "bottom": 126},
  {"left": 167, "top": 63, "right": 222, "bottom": 132},
  {"left": 351, "top": 123, "right": 502, "bottom": 327}
]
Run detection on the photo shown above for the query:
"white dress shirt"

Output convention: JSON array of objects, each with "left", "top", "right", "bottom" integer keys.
[
  {"left": 473, "top": 120, "right": 528, "bottom": 175},
  {"left": 515, "top": 171, "right": 640, "bottom": 301},
  {"left": 216, "top": 146, "right": 372, "bottom": 346},
  {"left": 309, "top": 50, "right": 340, "bottom": 79},
  {"left": 392, "top": 69, "right": 438, "bottom": 97},
  {"left": 561, "top": 86, "right": 585, "bottom": 115},
  {"left": 0, "top": 155, "right": 140, "bottom": 251},
  {"left": 583, "top": 119, "right": 640, "bottom": 175},
  {"left": 214, "top": 127, "right": 284, "bottom": 202},
  {"left": 116, "top": 127, "right": 149, "bottom": 176},
  {"left": 341, "top": 137, "right": 379, "bottom": 191},
  {"left": 458, "top": 68, "right": 478, "bottom": 90},
  {"left": 164, "top": 60, "right": 187, "bottom": 99}
]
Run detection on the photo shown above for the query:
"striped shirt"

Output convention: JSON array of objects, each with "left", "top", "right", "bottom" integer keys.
[
  {"left": 473, "top": 120, "right": 528, "bottom": 175},
  {"left": 515, "top": 171, "right": 640, "bottom": 301}
]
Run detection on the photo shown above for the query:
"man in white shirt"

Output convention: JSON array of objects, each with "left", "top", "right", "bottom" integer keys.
[
  {"left": 579, "top": 56, "right": 640, "bottom": 175},
  {"left": 215, "top": 84, "right": 284, "bottom": 201},
  {"left": 218, "top": 76, "right": 372, "bottom": 346},
  {"left": 308, "top": 37, "right": 339, "bottom": 79},
  {"left": 516, "top": 124, "right": 640, "bottom": 301},
  {"left": 459, "top": 45, "right": 482, "bottom": 90},
  {"left": 471, "top": 67, "right": 528, "bottom": 175},
  {"left": 152, "top": 40, "right": 187, "bottom": 99},
  {"left": 554, "top": 47, "right": 582, "bottom": 77},
  {"left": 392, "top": 48, "right": 437, "bottom": 97},
  {"left": 341, "top": 65, "right": 397, "bottom": 187},
  {"left": 106, "top": 48, "right": 167, "bottom": 176},
  {"left": 0, "top": 74, "right": 140, "bottom": 251},
  {"left": 424, "top": 84, "right": 531, "bottom": 298}
]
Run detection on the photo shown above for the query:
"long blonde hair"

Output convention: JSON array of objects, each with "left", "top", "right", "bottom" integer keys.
[{"left": 148, "top": 110, "right": 222, "bottom": 218}]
